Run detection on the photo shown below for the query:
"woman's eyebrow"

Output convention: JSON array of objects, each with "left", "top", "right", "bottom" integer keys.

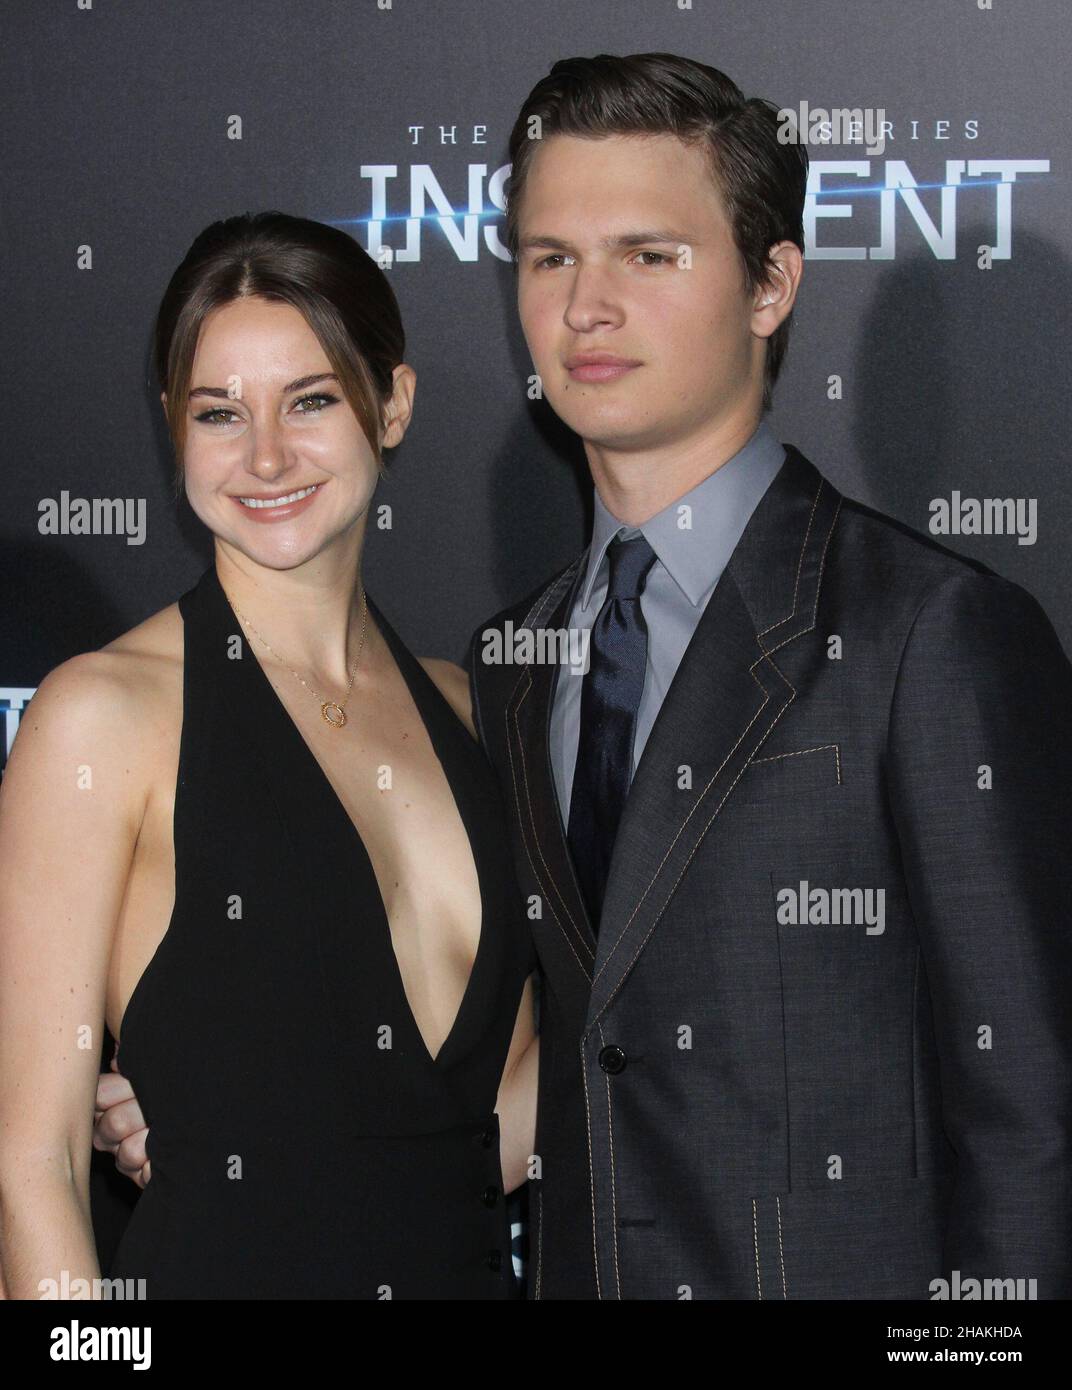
[{"left": 188, "top": 372, "right": 339, "bottom": 400}]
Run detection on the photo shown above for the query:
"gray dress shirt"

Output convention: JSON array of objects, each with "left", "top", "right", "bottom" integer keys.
[{"left": 550, "top": 420, "right": 786, "bottom": 825}]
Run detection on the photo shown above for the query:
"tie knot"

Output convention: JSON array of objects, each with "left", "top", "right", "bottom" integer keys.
[{"left": 606, "top": 533, "right": 657, "bottom": 601}]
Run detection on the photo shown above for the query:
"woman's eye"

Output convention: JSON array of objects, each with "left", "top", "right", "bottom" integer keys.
[
  {"left": 293, "top": 392, "right": 339, "bottom": 414},
  {"left": 193, "top": 393, "right": 338, "bottom": 426}
]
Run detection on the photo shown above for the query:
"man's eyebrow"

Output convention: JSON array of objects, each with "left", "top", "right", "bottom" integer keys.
[
  {"left": 188, "top": 372, "right": 339, "bottom": 400},
  {"left": 518, "top": 229, "right": 696, "bottom": 254}
]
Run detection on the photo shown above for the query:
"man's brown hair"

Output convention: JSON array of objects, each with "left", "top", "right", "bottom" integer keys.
[{"left": 505, "top": 53, "right": 808, "bottom": 411}]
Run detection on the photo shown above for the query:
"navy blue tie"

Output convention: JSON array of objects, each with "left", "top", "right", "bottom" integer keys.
[{"left": 567, "top": 533, "right": 658, "bottom": 933}]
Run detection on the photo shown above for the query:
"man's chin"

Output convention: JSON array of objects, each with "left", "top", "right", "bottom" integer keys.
[
  {"left": 562, "top": 419, "right": 665, "bottom": 454},
  {"left": 545, "top": 401, "right": 652, "bottom": 448}
]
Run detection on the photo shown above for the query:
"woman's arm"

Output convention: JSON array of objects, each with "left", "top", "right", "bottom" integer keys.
[
  {"left": 495, "top": 975, "right": 538, "bottom": 1194},
  {"left": 417, "top": 657, "right": 476, "bottom": 738},
  {"left": 0, "top": 655, "right": 147, "bottom": 1299}
]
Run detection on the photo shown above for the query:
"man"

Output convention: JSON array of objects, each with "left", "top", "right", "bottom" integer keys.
[
  {"left": 97, "top": 52, "right": 1072, "bottom": 1299},
  {"left": 467, "top": 51, "right": 1072, "bottom": 1300}
]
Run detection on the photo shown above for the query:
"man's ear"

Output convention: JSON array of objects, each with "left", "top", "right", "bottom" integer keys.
[{"left": 751, "top": 241, "right": 804, "bottom": 340}]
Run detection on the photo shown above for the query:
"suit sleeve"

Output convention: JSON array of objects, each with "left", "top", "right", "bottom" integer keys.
[{"left": 886, "top": 569, "right": 1072, "bottom": 1298}]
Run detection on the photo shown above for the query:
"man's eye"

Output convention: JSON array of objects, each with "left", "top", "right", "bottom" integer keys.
[
  {"left": 533, "top": 251, "right": 670, "bottom": 269},
  {"left": 293, "top": 392, "right": 339, "bottom": 413}
]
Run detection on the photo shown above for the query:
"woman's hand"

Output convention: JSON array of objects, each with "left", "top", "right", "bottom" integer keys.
[{"left": 93, "top": 1046, "right": 151, "bottom": 1188}]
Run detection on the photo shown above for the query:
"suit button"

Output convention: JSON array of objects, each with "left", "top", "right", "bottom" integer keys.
[
  {"left": 487, "top": 1249, "right": 502, "bottom": 1271},
  {"left": 598, "top": 1044, "right": 627, "bottom": 1074},
  {"left": 475, "top": 1126, "right": 495, "bottom": 1148},
  {"left": 482, "top": 1185, "right": 498, "bottom": 1207}
]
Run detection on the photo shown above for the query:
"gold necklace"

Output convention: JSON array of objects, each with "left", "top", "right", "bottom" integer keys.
[{"left": 224, "top": 585, "right": 368, "bottom": 729}]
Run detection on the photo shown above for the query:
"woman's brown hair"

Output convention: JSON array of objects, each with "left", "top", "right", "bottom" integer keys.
[{"left": 153, "top": 211, "right": 405, "bottom": 495}]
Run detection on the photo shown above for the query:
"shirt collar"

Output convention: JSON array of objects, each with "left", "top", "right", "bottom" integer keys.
[{"left": 578, "top": 419, "right": 787, "bottom": 611}]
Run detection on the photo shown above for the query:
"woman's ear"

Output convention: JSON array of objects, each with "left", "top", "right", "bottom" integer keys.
[{"left": 381, "top": 363, "right": 417, "bottom": 450}]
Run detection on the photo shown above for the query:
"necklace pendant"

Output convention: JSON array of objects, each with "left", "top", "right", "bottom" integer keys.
[{"left": 321, "top": 701, "right": 347, "bottom": 728}]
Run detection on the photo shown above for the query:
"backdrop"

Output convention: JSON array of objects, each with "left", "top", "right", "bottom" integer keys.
[{"left": 2, "top": 0, "right": 1068, "bottom": 1279}]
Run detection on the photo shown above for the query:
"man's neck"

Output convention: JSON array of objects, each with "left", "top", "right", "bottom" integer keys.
[{"left": 585, "top": 407, "right": 764, "bottom": 527}]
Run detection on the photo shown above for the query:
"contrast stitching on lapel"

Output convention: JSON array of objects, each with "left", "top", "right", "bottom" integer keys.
[
  {"left": 596, "top": 670, "right": 796, "bottom": 1006},
  {"left": 752, "top": 1199, "right": 763, "bottom": 1299},
  {"left": 590, "top": 661, "right": 780, "bottom": 987},
  {"left": 760, "top": 495, "right": 843, "bottom": 658},
  {"left": 756, "top": 474, "right": 824, "bottom": 643},
  {"left": 503, "top": 558, "right": 583, "bottom": 742},
  {"left": 812, "top": 494, "right": 842, "bottom": 617},
  {"left": 521, "top": 558, "right": 582, "bottom": 633},
  {"left": 597, "top": 1018, "right": 623, "bottom": 1299},
  {"left": 750, "top": 742, "right": 842, "bottom": 785},
  {"left": 590, "top": 481, "right": 843, "bottom": 994},
  {"left": 776, "top": 1197, "right": 788, "bottom": 1299},
  {"left": 579, "top": 1037, "right": 603, "bottom": 1299},
  {"left": 508, "top": 673, "right": 595, "bottom": 977},
  {"left": 503, "top": 559, "right": 595, "bottom": 975}
]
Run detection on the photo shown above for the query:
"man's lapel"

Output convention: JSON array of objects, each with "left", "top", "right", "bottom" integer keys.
[
  {"left": 585, "top": 446, "right": 843, "bottom": 1027},
  {"left": 503, "top": 556, "right": 599, "bottom": 985}
]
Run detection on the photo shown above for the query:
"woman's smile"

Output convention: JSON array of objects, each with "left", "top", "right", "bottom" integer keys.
[{"left": 230, "top": 480, "right": 326, "bottom": 521}]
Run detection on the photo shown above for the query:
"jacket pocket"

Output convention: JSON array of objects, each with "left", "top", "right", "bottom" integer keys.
[{"left": 753, "top": 1171, "right": 955, "bottom": 1299}]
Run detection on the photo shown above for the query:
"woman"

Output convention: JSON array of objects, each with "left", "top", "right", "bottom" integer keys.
[{"left": 0, "top": 211, "right": 538, "bottom": 1299}]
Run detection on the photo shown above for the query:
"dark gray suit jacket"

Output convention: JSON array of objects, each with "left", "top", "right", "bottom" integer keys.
[{"left": 468, "top": 446, "right": 1072, "bottom": 1300}]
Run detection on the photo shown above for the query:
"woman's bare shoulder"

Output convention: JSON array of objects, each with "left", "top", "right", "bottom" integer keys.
[
  {"left": 100, "top": 597, "right": 184, "bottom": 668},
  {"left": 48, "top": 599, "right": 181, "bottom": 698},
  {"left": 416, "top": 657, "right": 475, "bottom": 739},
  {"left": 12, "top": 600, "right": 184, "bottom": 780}
]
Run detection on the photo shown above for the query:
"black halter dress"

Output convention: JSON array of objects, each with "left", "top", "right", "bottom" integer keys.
[{"left": 108, "top": 565, "right": 533, "bottom": 1299}]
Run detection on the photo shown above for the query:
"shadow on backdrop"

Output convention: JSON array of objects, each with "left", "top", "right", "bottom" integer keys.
[{"left": 853, "top": 226, "right": 1070, "bottom": 657}]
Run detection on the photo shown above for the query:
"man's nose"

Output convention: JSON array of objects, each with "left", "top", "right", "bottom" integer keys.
[{"left": 563, "top": 263, "right": 625, "bottom": 333}]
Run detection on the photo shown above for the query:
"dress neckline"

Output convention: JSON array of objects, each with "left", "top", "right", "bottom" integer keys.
[{"left": 203, "top": 563, "right": 488, "bottom": 1073}]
